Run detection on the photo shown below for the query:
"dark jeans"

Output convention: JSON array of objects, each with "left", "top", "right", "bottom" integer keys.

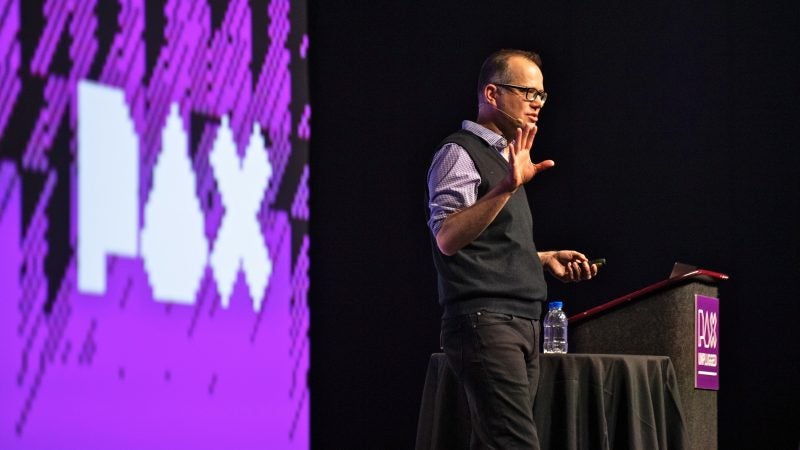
[{"left": 441, "top": 311, "right": 541, "bottom": 450}]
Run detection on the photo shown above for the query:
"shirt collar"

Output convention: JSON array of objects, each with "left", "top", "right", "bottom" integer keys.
[{"left": 461, "top": 120, "right": 508, "bottom": 152}]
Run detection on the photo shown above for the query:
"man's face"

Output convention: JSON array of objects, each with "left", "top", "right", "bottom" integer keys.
[{"left": 492, "top": 56, "right": 545, "bottom": 137}]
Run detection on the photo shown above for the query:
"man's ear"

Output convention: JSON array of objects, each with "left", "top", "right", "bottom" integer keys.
[{"left": 483, "top": 84, "right": 499, "bottom": 106}]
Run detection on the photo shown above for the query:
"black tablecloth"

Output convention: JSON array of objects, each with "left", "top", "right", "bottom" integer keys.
[{"left": 415, "top": 353, "right": 689, "bottom": 450}]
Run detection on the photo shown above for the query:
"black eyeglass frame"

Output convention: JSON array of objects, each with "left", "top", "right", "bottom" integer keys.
[{"left": 492, "top": 83, "right": 548, "bottom": 104}]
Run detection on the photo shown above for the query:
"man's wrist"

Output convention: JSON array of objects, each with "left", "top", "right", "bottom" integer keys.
[
  {"left": 489, "top": 179, "right": 517, "bottom": 198},
  {"left": 497, "top": 177, "right": 517, "bottom": 194},
  {"left": 539, "top": 250, "right": 557, "bottom": 264}
]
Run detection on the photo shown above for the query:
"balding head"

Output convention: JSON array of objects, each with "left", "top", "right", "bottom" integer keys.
[{"left": 477, "top": 49, "right": 543, "bottom": 103}]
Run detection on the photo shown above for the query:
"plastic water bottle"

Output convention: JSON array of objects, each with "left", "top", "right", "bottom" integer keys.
[{"left": 543, "top": 301, "right": 568, "bottom": 354}]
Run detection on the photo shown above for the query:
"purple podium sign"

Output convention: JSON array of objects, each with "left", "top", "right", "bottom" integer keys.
[{"left": 694, "top": 294, "right": 720, "bottom": 390}]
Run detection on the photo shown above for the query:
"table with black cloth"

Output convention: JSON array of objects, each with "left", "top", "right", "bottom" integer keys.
[{"left": 415, "top": 353, "right": 689, "bottom": 450}]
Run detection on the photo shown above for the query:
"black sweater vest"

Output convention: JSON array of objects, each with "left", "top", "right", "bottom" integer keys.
[{"left": 430, "top": 129, "right": 546, "bottom": 319}]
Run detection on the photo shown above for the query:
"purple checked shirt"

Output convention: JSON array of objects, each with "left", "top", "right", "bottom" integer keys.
[{"left": 427, "top": 121, "right": 509, "bottom": 236}]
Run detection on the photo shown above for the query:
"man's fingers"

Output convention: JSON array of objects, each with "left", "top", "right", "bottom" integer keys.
[
  {"left": 580, "top": 260, "right": 592, "bottom": 280},
  {"left": 508, "top": 141, "right": 517, "bottom": 164},
  {"left": 517, "top": 124, "right": 536, "bottom": 150},
  {"left": 571, "top": 251, "right": 588, "bottom": 261},
  {"left": 532, "top": 160, "right": 555, "bottom": 173},
  {"left": 567, "top": 261, "right": 577, "bottom": 281},
  {"left": 527, "top": 123, "right": 537, "bottom": 148}
]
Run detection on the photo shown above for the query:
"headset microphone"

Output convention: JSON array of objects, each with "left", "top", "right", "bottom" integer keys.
[{"left": 491, "top": 104, "right": 525, "bottom": 128}]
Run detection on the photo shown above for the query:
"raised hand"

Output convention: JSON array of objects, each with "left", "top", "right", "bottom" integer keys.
[{"left": 505, "top": 123, "right": 555, "bottom": 193}]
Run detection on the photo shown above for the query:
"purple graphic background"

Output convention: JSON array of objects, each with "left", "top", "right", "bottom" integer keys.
[
  {"left": 695, "top": 294, "right": 719, "bottom": 391},
  {"left": 0, "top": 1, "right": 309, "bottom": 448}
]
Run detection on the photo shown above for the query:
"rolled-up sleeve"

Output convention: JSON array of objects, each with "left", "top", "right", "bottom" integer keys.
[{"left": 427, "top": 143, "right": 480, "bottom": 236}]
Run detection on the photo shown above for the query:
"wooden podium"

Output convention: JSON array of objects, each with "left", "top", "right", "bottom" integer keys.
[{"left": 569, "top": 266, "right": 728, "bottom": 450}]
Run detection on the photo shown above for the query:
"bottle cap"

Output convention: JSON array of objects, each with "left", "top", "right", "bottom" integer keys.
[{"left": 549, "top": 301, "right": 563, "bottom": 309}]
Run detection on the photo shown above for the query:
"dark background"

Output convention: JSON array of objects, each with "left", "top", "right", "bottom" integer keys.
[{"left": 309, "top": 1, "right": 799, "bottom": 448}]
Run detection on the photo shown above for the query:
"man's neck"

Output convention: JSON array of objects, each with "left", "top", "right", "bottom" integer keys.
[{"left": 476, "top": 117, "right": 512, "bottom": 142}]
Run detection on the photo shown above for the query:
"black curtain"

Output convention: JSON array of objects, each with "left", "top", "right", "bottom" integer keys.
[{"left": 309, "top": 1, "right": 800, "bottom": 448}]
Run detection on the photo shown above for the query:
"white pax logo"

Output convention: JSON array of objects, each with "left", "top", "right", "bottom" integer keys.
[
  {"left": 697, "top": 308, "right": 718, "bottom": 349},
  {"left": 77, "top": 80, "right": 272, "bottom": 311}
]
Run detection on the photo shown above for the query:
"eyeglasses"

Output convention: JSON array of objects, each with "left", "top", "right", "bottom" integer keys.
[{"left": 493, "top": 83, "right": 548, "bottom": 104}]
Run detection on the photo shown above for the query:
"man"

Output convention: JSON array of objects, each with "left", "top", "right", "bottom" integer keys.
[{"left": 426, "top": 49, "right": 598, "bottom": 449}]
